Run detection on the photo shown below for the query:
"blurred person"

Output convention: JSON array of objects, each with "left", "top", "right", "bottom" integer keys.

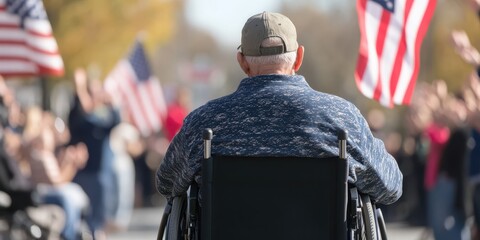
[
  {"left": 423, "top": 80, "right": 451, "bottom": 193},
  {"left": 466, "top": 73, "right": 480, "bottom": 240},
  {"left": 22, "top": 107, "right": 89, "bottom": 240},
  {"left": 452, "top": 30, "right": 480, "bottom": 239},
  {"left": 406, "top": 82, "right": 435, "bottom": 136},
  {"left": 451, "top": 30, "right": 480, "bottom": 69},
  {"left": 412, "top": 76, "right": 471, "bottom": 239},
  {"left": 1, "top": 91, "right": 26, "bottom": 171},
  {"left": 7, "top": 98, "right": 24, "bottom": 134},
  {"left": 106, "top": 111, "right": 144, "bottom": 232},
  {"left": 429, "top": 93, "right": 470, "bottom": 240},
  {"left": 156, "top": 12, "right": 402, "bottom": 206},
  {"left": 68, "top": 68, "right": 120, "bottom": 240},
  {"left": 0, "top": 134, "right": 66, "bottom": 240},
  {"left": 415, "top": 81, "right": 453, "bottom": 239},
  {"left": 401, "top": 81, "right": 451, "bottom": 231},
  {"left": 132, "top": 87, "right": 190, "bottom": 207},
  {"left": 403, "top": 83, "right": 436, "bottom": 226},
  {"left": 135, "top": 133, "right": 169, "bottom": 207},
  {"left": 164, "top": 86, "right": 192, "bottom": 142},
  {"left": 468, "top": 0, "right": 480, "bottom": 16},
  {"left": 0, "top": 79, "right": 26, "bottom": 135},
  {"left": 0, "top": 76, "right": 29, "bottom": 193},
  {"left": 0, "top": 77, "right": 66, "bottom": 239}
]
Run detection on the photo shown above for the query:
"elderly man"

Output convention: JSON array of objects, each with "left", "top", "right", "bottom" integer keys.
[{"left": 156, "top": 12, "right": 402, "bottom": 205}]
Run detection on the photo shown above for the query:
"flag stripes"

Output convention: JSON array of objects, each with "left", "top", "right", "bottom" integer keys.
[
  {"left": 0, "top": 0, "right": 63, "bottom": 77},
  {"left": 355, "top": 0, "right": 436, "bottom": 107},
  {"left": 104, "top": 41, "right": 167, "bottom": 136}
]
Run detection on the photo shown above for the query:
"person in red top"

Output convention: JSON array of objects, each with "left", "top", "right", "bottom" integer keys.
[{"left": 164, "top": 87, "right": 191, "bottom": 142}]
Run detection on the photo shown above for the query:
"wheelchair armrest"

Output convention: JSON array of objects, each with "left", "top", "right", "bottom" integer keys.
[
  {"left": 188, "top": 182, "right": 199, "bottom": 229},
  {"left": 348, "top": 187, "right": 363, "bottom": 231}
]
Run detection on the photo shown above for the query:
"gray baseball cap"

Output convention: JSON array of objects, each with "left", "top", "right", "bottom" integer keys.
[{"left": 239, "top": 12, "right": 298, "bottom": 56}]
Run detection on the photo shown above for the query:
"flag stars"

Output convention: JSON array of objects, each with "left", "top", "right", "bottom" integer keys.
[
  {"left": 128, "top": 42, "right": 152, "bottom": 82},
  {"left": 385, "top": 0, "right": 393, "bottom": 10},
  {"left": 371, "top": 0, "right": 395, "bottom": 13},
  {"left": 6, "top": 0, "right": 47, "bottom": 20}
]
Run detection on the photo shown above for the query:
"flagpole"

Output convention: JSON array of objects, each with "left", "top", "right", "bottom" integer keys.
[{"left": 40, "top": 76, "right": 49, "bottom": 111}]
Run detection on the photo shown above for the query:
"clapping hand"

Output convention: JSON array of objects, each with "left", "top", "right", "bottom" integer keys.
[
  {"left": 451, "top": 30, "right": 480, "bottom": 66},
  {"left": 469, "top": 0, "right": 480, "bottom": 13}
]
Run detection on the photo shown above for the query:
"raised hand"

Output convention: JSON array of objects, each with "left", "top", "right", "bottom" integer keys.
[
  {"left": 74, "top": 68, "right": 88, "bottom": 93},
  {"left": 451, "top": 30, "right": 480, "bottom": 66},
  {"left": 469, "top": 0, "right": 480, "bottom": 13}
]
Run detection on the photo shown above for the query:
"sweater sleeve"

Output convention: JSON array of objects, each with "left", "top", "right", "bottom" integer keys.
[
  {"left": 155, "top": 124, "right": 196, "bottom": 202},
  {"left": 343, "top": 103, "right": 403, "bottom": 205}
]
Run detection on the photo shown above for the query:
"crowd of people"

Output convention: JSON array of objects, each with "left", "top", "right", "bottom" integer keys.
[
  {"left": 364, "top": 2, "right": 480, "bottom": 240},
  {"left": 0, "top": 66, "right": 191, "bottom": 239},
  {"left": 408, "top": 29, "right": 480, "bottom": 239}
]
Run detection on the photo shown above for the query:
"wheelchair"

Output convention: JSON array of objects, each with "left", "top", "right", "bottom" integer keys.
[
  {"left": 157, "top": 129, "right": 388, "bottom": 240},
  {"left": 0, "top": 190, "right": 56, "bottom": 240}
]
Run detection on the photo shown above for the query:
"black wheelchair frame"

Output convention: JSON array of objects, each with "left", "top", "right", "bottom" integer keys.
[
  {"left": 0, "top": 190, "right": 53, "bottom": 240},
  {"left": 158, "top": 129, "right": 388, "bottom": 240}
]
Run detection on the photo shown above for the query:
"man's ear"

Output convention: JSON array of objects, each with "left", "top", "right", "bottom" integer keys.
[
  {"left": 237, "top": 52, "right": 250, "bottom": 75},
  {"left": 293, "top": 45, "right": 304, "bottom": 72}
]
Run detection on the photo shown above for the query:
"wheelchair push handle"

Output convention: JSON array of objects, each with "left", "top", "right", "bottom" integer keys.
[
  {"left": 204, "top": 128, "right": 213, "bottom": 159},
  {"left": 203, "top": 128, "right": 213, "bottom": 140},
  {"left": 337, "top": 129, "right": 347, "bottom": 160},
  {"left": 337, "top": 129, "right": 347, "bottom": 141}
]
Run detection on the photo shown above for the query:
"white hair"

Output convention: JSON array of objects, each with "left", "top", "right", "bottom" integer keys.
[{"left": 245, "top": 37, "right": 297, "bottom": 68}]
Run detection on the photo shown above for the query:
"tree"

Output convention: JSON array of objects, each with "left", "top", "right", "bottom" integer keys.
[
  {"left": 43, "top": 0, "right": 181, "bottom": 79},
  {"left": 430, "top": 0, "right": 480, "bottom": 92},
  {"left": 282, "top": 5, "right": 363, "bottom": 102}
]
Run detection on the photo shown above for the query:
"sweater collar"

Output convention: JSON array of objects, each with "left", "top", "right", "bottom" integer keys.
[{"left": 238, "top": 74, "right": 309, "bottom": 89}]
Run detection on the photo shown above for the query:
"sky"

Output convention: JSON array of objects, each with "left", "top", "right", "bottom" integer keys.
[
  {"left": 185, "top": 0, "right": 281, "bottom": 48},
  {"left": 184, "top": 0, "right": 344, "bottom": 48}
]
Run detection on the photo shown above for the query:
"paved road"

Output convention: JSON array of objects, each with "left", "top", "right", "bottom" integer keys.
[{"left": 108, "top": 207, "right": 432, "bottom": 240}]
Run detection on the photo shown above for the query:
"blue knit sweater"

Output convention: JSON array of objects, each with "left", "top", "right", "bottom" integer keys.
[{"left": 156, "top": 74, "right": 403, "bottom": 205}]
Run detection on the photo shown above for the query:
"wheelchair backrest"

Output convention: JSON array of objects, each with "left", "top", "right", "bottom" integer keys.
[{"left": 201, "top": 155, "right": 348, "bottom": 240}]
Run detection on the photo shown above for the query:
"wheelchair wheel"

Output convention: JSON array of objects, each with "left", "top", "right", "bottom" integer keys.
[
  {"left": 376, "top": 209, "right": 388, "bottom": 240},
  {"left": 166, "top": 194, "right": 187, "bottom": 240},
  {"left": 360, "top": 194, "right": 377, "bottom": 240}
]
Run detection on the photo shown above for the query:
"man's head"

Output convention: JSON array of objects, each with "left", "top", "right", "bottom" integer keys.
[{"left": 237, "top": 12, "right": 304, "bottom": 77}]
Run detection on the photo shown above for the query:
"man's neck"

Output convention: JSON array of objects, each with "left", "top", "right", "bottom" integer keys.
[{"left": 248, "top": 67, "right": 294, "bottom": 77}]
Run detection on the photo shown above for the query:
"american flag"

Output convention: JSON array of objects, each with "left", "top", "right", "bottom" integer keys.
[
  {"left": 104, "top": 40, "right": 167, "bottom": 137},
  {"left": 355, "top": 0, "right": 436, "bottom": 107},
  {"left": 0, "top": 0, "right": 64, "bottom": 77}
]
